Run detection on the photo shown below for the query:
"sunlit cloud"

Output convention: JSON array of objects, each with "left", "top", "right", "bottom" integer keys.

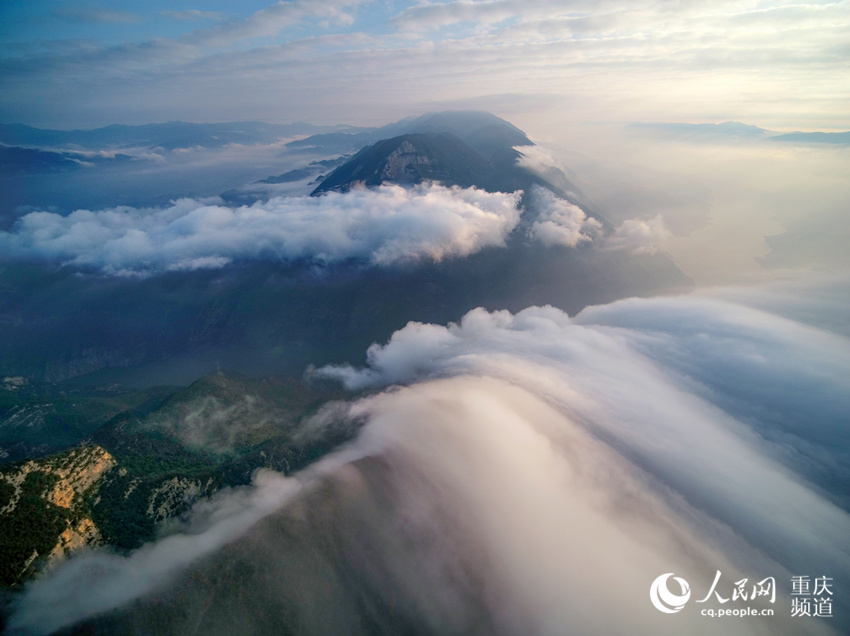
[
  {"left": 2, "top": 1, "right": 848, "bottom": 129},
  {"left": 11, "top": 280, "right": 850, "bottom": 634},
  {"left": 527, "top": 185, "right": 600, "bottom": 247},
  {"left": 607, "top": 215, "right": 671, "bottom": 254},
  {"left": 0, "top": 184, "right": 522, "bottom": 275}
]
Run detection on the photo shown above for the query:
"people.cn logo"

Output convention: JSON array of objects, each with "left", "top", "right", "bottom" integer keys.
[{"left": 650, "top": 573, "right": 691, "bottom": 613}]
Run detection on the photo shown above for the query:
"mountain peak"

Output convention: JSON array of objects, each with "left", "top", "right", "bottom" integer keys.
[
  {"left": 287, "top": 110, "right": 533, "bottom": 159},
  {"left": 311, "top": 132, "right": 489, "bottom": 194}
]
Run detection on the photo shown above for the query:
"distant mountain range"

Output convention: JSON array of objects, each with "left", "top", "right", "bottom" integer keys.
[
  {"left": 4, "top": 116, "right": 844, "bottom": 181},
  {"left": 0, "top": 144, "right": 136, "bottom": 176},
  {"left": 0, "top": 121, "right": 366, "bottom": 151},
  {"left": 629, "top": 121, "right": 850, "bottom": 144},
  {"left": 770, "top": 130, "right": 850, "bottom": 144},
  {"left": 3, "top": 117, "right": 845, "bottom": 157}
]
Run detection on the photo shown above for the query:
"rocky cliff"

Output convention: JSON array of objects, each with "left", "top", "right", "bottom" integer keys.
[{"left": 0, "top": 445, "right": 115, "bottom": 585}]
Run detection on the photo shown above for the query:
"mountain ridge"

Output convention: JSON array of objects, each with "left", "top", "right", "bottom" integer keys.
[{"left": 0, "top": 121, "right": 365, "bottom": 151}]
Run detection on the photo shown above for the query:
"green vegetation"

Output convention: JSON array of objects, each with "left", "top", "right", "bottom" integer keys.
[
  {"left": 0, "top": 382, "right": 179, "bottom": 466},
  {"left": 0, "top": 480, "right": 14, "bottom": 509},
  {"left": 0, "top": 371, "right": 358, "bottom": 575},
  {"left": 0, "top": 472, "right": 69, "bottom": 586}
]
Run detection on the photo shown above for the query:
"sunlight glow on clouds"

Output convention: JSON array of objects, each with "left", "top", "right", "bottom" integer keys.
[
  {"left": 1, "top": 1, "right": 848, "bottom": 129},
  {"left": 528, "top": 186, "right": 601, "bottom": 247},
  {"left": 13, "top": 281, "right": 849, "bottom": 634},
  {"left": 317, "top": 296, "right": 850, "bottom": 579},
  {"left": 608, "top": 215, "right": 671, "bottom": 254},
  {"left": 0, "top": 184, "right": 522, "bottom": 275}
]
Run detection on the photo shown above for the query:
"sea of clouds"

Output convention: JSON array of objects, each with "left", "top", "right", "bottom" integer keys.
[
  {"left": 0, "top": 184, "right": 522, "bottom": 276},
  {"left": 9, "top": 276, "right": 848, "bottom": 635},
  {"left": 0, "top": 180, "right": 666, "bottom": 278}
]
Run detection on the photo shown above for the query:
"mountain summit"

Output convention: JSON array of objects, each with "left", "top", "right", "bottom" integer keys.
[
  {"left": 309, "top": 111, "right": 603, "bottom": 225},
  {"left": 311, "top": 132, "right": 491, "bottom": 194},
  {"left": 287, "top": 110, "right": 530, "bottom": 156}
]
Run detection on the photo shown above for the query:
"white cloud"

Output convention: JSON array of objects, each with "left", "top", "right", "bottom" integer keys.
[
  {"left": 528, "top": 185, "right": 601, "bottom": 247},
  {"left": 11, "top": 279, "right": 850, "bottom": 634},
  {"left": 316, "top": 294, "right": 850, "bottom": 587},
  {"left": 607, "top": 214, "right": 671, "bottom": 254},
  {"left": 4, "top": 0, "right": 849, "bottom": 130},
  {"left": 514, "top": 144, "right": 570, "bottom": 177},
  {"left": 0, "top": 183, "right": 522, "bottom": 275},
  {"left": 187, "top": 0, "right": 365, "bottom": 47},
  {"left": 10, "top": 378, "right": 737, "bottom": 635}
]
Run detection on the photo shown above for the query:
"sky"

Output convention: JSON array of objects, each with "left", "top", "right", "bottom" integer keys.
[{"left": 2, "top": 0, "right": 849, "bottom": 131}]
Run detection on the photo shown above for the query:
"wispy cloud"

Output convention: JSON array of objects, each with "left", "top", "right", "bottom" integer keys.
[
  {"left": 3, "top": 1, "right": 849, "bottom": 129},
  {"left": 161, "top": 10, "right": 226, "bottom": 23},
  {"left": 185, "top": 0, "right": 366, "bottom": 47},
  {"left": 52, "top": 7, "right": 141, "bottom": 24},
  {"left": 607, "top": 215, "right": 671, "bottom": 254}
]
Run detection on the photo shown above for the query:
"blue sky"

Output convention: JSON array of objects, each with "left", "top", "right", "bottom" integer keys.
[{"left": 1, "top": 1, "right": 849, "bottom": 130}]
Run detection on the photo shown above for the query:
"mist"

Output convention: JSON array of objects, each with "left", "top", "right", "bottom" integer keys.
[
  {"left": 9, "top": 274, "right": 848, "bottom": 635},
  {"left": 0, "top": 141, "right": 321, "bottom": 229},
  {"left": 518, "top": 121, "right": 850, "bottom": 285}
]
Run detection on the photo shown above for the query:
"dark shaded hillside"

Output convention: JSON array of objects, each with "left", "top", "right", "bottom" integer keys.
[
  {"left": 0, "top": 380, "right": 177, "bottom": 465},
  {"left": 0, "top": 243, "right": 690, "bottom": 388},
  {"left": 54, "top": 455, "right": 494, "bottom": 636}
]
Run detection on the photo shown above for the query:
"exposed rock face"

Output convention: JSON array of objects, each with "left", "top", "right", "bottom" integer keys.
[
  {"left": 0, "top": 445, "right": 116, "bottom": 585},
  {"left": 46, "top": 446, "right": 117, "bottom": 509},
  {"left": 311, "top": 133, "right": 491, "bottom": 195},
  {"left": 2, "top": 376, "right": 27, "bottom": 391},
  {"left": 379, "top": 140, "right": 432, "bottom": 182},
  {"left": 146, "top": 476, "right": 212, "bottom": 524},
  {"left": 0, "top": 445, "right": 117, "bottom": 514},
  {"left": 47, "top": 517, "right": 103, "bottom": 565}
]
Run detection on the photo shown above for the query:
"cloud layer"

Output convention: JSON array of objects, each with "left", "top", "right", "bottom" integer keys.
[
  {"left": 608, "top": 214, "right": 671, "bottom": 254},
  {"left": 318, "top": 292, "right": 850, "bottom": 584},
  {"left": 0, "top": 183, "right": 522, "bottom": 275},
  {"left": 527, "top": 185, "right": 601, "bottom": 247},
  {"left": 9, "top": 278, "right": 849, "bottom": 634},
  {"left": 3, "top": 1, "right": 849, "bottom": 130}
]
